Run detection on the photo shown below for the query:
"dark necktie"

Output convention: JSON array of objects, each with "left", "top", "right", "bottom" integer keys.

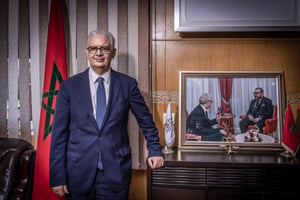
[
  {"left": 253, "top": 99, "right": 259, "bottom": 111},
  {"left": 205, "top": 111, "right": 208, "bottom": 118},
  {"left": 96, "top": 77, "right": 106, "bottom": 128}
]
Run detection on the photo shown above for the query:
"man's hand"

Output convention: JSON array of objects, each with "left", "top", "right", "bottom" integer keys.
[
  {"left": 248, "top": 115, "right": 254, "bottom": 121},
  {"left": 220, "top": 129, "right": 227, "bottom": 135},
  {"left": 52, "top": 185, "right": 69, "bottom": 197},
  {"left": 148, "top": 156, "right": 164, "bottom": 169},
  {"left": 253, "top": 118, "right": 260, "bottom": 123}
]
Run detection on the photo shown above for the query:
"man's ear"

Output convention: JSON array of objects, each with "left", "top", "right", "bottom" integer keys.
[{"left": 112, "top": 48, "right": 117, "bottom": 58}]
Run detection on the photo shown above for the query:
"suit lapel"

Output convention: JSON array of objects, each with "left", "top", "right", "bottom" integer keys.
[
  {"left": 80, "top": 69, "right": 98, "bottom": 129},
  {"left": 98, "top": 70, "right": 121, "bottom": 131}
]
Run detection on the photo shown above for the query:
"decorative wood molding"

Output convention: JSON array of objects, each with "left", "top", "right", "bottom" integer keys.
[
  {"left": 286, "top": 91, "right": 300, "bottom": 105},
  {"left": 152, "top": 90, "right": 179, "bottom": 103}
]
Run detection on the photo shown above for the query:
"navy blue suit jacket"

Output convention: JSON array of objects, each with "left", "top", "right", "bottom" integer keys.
[
  {"left": 186, "top": 105, "right": 224, "bottom": 141},
  {"left": 49, "top": 69, "right": 162, "bottom": 194}
]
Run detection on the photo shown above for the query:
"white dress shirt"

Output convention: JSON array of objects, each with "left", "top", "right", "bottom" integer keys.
[{"left": 89, "top": 67, "right": 111, "bottom": 119}]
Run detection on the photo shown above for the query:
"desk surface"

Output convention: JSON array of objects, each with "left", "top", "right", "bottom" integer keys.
[{"left": 163, "top": 148, "right": 300, "bottom": 168}]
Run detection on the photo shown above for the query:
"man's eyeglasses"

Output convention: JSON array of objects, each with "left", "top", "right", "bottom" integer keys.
[
  {"left": 86, "top": 46, "right": 112, "bottom": 54},
  {"left": 253, "top": 92, "right": 260, "bottom": 94}
]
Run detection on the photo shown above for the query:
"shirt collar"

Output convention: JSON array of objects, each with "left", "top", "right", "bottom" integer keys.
[
  {"left": 200, "top": 104, "right": 207, "bottom": 113},
  {"left": 89, "top": 67, "right": 111, "bottom": 84}
]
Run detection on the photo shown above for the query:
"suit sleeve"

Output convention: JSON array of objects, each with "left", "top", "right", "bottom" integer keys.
[
  {"left": 260, "top": 98, "right": 273, "bottom": 120},
  {"left": 49, "top": 82, "right": 70, "bottom": 187},
  {"left": 128, "top": 79, "right": 163, "bottom": 158}
]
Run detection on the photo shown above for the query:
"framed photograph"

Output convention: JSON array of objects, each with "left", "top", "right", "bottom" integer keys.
[
  {"left": 174, "top": 0, "right": 300, "bottom": 32},
  {"left": 179, "top": 71, "right": 285, "bottom": 152}
]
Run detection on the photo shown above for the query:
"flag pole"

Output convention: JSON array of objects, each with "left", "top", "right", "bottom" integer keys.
[
  {"left": 280, "top": 150, "right": 294, "bottom": 158},
  {"left": 162, "top": 98, "right": 174, "bottom": 154}
]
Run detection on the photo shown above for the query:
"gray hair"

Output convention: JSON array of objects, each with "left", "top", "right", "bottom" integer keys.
[
  {"left": 87, "top": 30, "right": 115, "bottom": 50},
  {"left": 199, "top": 93, "right": 213, "bottom": 104}
]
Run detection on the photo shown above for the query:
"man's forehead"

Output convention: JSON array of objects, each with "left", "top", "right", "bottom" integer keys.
[{"left": 89, "top": 34, "right": 110, "bottom": 45}]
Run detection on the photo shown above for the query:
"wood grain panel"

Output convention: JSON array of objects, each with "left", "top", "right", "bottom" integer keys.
[
  {"left": 165, "top": 0, "right": 179, "bottom": 40},
  {"left": 8, "top": 0, "right": 19, "bottom": 138},
  {"left": 88, "top": 0, "right": 97, "bottom": 34},
  {"left": 97, "top": 0, "right": 108, "bottom": 31},
  {"left": 69, "top": 0, "right": 77, "bottom": 75},
  {"left": 76, "top": 0, "right": 88, "bottom": 72},
  {"left": 138, "top": 0, "right": 150, "bottom": 170},
  {"left": 152, "top": 41, "right": 166, "bottom": 91},
  {"left": 117, "top": 0, "right": 128, "bottom": 74},
  {"left": 39, "top": 0, "right": 48, "bottom": 93},
  {"left": 0, "top": 0, "right": 9, "bottom": 136},
  {"left": 30, "top": 0, "right": 41, "bottom": 142},
  {"left": 129, "top": 170, "right": 147, "bottom": 200},
  {"left": 152, "top": 0, "right": 166, "bottom": 40},
  {"left": 151, "top": 0, "right": 300, "bottom": 149},
  {"left": 19, "top": 0, "right": 31, "bottom": 141}
]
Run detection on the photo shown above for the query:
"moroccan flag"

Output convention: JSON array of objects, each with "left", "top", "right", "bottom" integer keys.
[
  {"left": 282, "top": 104, "right": 299, "bottom": 156},
  {"left": 32, "top": 0, "right": 67, "bottom": 199}
]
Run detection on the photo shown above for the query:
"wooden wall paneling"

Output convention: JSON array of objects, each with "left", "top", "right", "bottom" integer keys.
[
  {"left": 39, "top": 0, "right": 48, "bottom": 95},
  {"left": 0, "top": 0, "right": 9, "bottom": 137},
  {"left": 165, "top": 42, "right": 181, "bottom": 90},
  {"left": 153, "top": 0, "right": 166, "bottom": 40},
  {"left": 108, "top": 0, "right": 118, "bottom": 70},
  {"left": 129, "top": 170, "right": 147, "bottom": 200},
  {"left": 69, "top": 0, "right": 77, "bottom": 75},
  {"left": 128, "top": 0, "right": 140, "bottom": 170},
  {"left": 138, "top": 0, "right": 150, "bottom": 169},
  {"left": 282, "top": 40, "right": 300, "bottom": 89},
  {"left": 117, "top": 0, "right": 128, "bottom": 74},
  {"left": 97, "top": 0, "right": 108, "bottom": 31},
  {"left": 37, "top": 0, "right": 49, "bottom": 144},
  {"left": 76, "top": 0, "right": 87, "bottom": 72},
  {"left": 29, "top": 0, "right": 41, "bottom": 143},
  {"left": 153, "top": 42, "right": 166, "bottom": 91},
  {"left": 151, "top": 0, "right": 168, "bottom": 146},
  {"left": 19, "top": 0, "right": 31, "bottom": 141},
  {"left": 61, "top": 0, "right": 71, "bottom": 76},
  {"left": 165, "top": 0, "right": 179, "bottom": 40},
  {"left": 128, "top": 0, "right": 139, "bottom": 79},
  {"left": 88, "top": 0, "right": 97, "bottom": 34},
  {"left": 8, "top": 0, "right": 19, "bottom": 138}
]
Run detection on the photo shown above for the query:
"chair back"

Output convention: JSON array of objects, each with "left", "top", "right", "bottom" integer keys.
[{"left": 273, "top": 105, "right": 277, "bottom": 118}]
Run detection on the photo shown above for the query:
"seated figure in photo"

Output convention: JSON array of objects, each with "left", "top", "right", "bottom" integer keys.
[
  {"left": 239, "top": 87, "right": 273, "bottom": 133},
  {"left": 186, "top": 93, "right": 226, "bottom": 141}
]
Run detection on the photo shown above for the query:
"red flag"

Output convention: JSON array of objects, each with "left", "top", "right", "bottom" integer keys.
[
  {"left": 32, "top": 0, "right": 67, "bottom": 199},
  {"left": 282, "top": 104, "right": 299, "bottom": 156}
]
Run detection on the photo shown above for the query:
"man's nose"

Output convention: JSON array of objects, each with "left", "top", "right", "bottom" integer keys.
[{"left": 95, "top": 48, "right": 103, "bottom": 55}]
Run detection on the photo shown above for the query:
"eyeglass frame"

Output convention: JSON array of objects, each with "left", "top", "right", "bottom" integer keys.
[{"left": 86, "top": 46, "right": 113, "bottom": 54}]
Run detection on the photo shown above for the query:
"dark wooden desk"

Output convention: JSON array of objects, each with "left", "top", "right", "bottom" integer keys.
[{"left": 147, "top": 149, "right": 300, "bottom": 200}]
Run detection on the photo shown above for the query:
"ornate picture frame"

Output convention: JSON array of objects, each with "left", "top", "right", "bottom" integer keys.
[{"left": 179, "top": 71, "right": 285, "bottom": 152}]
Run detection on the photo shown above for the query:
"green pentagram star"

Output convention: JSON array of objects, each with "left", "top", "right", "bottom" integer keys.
[
  {"left": 41, "top": 61, "right": 64, "bottom": 140},
  {"left": 289, "top": 121, "right": 297, "bottom": 135}
]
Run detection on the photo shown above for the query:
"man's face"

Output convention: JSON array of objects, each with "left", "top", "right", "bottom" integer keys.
[
  {"left": 85, "top": 34, "right": 116, "bottom": 74},
  {"left": 253, "top": 89, "right": 262, "bottom": 99},
  {"left": 206, "top": 100, "right": 213, "bottom": 109}
]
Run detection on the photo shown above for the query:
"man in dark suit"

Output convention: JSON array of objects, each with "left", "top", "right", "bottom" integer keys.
[
  {"left": 49, "top": 30, "right": 164, "bottom": 199},
  {"left": 186, "top": 93, "right": 226, "bottom": 141},
  {"left": 239, "top": 87, "right": 273, "bottom": 133}
]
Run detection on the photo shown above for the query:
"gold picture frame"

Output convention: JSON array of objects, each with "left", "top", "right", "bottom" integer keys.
[{"left": 179, "top": 71, "right": 285, "bottom": 152}]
